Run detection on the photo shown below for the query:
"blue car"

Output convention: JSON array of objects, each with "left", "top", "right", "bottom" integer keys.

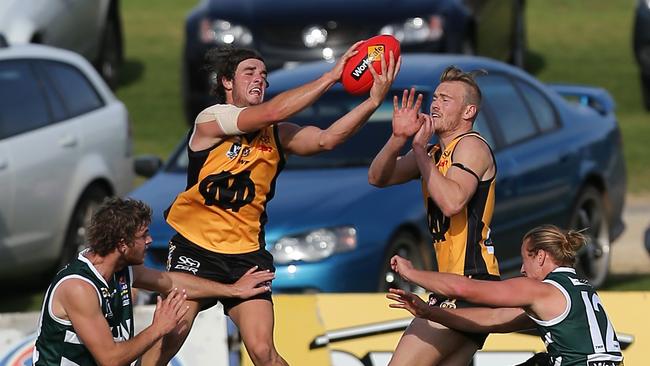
[{"left": 131, "top": 54, "right": 626, "bottom": 291}]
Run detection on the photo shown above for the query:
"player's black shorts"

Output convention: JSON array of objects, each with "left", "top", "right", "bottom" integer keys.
[
  {"left": 167, "top": 233, "right": 275, "bottom": 314},
  {"left": 428, "top": 273, "right": 500, "bottom": 349}
]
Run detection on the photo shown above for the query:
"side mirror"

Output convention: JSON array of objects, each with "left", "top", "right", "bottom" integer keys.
[{"left": 134, "top": 155, "right": 163, "bottom": 178}]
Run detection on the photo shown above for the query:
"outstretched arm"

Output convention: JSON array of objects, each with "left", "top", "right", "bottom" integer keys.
[
  {"left": 194, "top": 41, "right": 364, "bottom": 144},
  {"left": 279, "top": 52, "right": 401, "bottom": 155},
  {"left": 386, "top": 288, "right": 534, "bottom": 333},
  {"left": 56, "top": 280, "right": 188, "bottom": 366},
  {"left": 132, "top": 265, "right": 274, "bottom": 299}
]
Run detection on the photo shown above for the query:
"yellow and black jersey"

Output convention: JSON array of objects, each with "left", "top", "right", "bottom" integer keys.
[
  {"left": 166, "top": 125, "right": 285, "bottom": 254},
  {"left": 423, "top": 132, "right": 500, "bottom": 277}
]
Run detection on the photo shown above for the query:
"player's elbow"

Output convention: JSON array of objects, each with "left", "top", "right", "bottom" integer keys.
[
  {"left": 439, "top": 202, "right": 462, "bottom": 217},
  {"left": 368, "top": 172, "right": 388, "bottom": 187}
]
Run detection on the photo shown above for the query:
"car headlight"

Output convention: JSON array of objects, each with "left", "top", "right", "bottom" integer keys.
[
  {"left": 379, "top": 16, "right": 443, "bottom": 45},
  {"left": 199, "top": 19, "right": 253, "bottom": 46},
  {"left": 270, "top": 227, "right": 357, "bottom": 264}
]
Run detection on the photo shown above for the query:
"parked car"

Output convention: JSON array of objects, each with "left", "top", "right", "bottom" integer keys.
[
  {"left": 0, "top": 0, "right": 124, "bottom": 89},
  {"left": 181, "top": 0, "right": 526, "bottom": 123},
  {"left": 0, "top": 41, "right": 134, "bottom": 282},
  {"left": 132, "top": 54, "right": 626, "bottom": 291},
  {"left": 634, "top": 0, "right": 650, "bottom": 110}
]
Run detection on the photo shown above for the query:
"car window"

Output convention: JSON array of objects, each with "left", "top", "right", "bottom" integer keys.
[
  {"left": 515, "top": 80, "right": 558, "bottom": 132},
  {"left": 473, "top": 112, "right": 495, "bottom": 149},
  {"left": 43, "top": 61, "right": 104, "bottom": 117},
  {"left": 0, "top": 60, "right": 50, "bottom": 139},
  {"left": 478, "top": 74, "right": 537, "bottom": 145},
  {"left": 34, "top": 62, "right": 68, "bottom": 123}
]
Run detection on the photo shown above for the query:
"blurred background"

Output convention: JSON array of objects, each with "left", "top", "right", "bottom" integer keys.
[{"left": 1, "top": 0, "right": 649, "bottom": 313}]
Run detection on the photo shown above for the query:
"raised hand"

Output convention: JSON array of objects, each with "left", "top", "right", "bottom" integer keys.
[
  {"left": 392, "top": 88, "right": 424, "bottom": 139},
  {"left": 152, "top": 288, "right": 189, "bottom": 336},
  {"left": 386, "top": 288, "right": 431, "bottom": 319},
  {"left": 368, "top": 51, "right": 401, "bottom": 105},
  {"left": 231, "top": 266, "right": 275, "bottom": 298},
  {"left": 325, "top": 41, "right": 363, "bottom": 82}
]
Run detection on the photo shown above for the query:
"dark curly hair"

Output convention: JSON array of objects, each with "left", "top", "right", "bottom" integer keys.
[
  {"left": 205, "top": 46, "right": 268, "bottom": 103},
  {"left": 86, "top": 197, "right": 152, "bottom": 256}
]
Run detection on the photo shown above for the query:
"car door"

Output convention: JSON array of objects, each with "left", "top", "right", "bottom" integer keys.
[
  {"left": 477, "top": 73, "right": 577, "bottom": 272},
  {"left": 0, "top": 59, "right": 79, "bottom": 275}
]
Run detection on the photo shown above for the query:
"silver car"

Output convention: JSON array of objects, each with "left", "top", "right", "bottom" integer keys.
[
  {"left": 0, "top": 40, "right": 134, "bottom": 281},
  {"left": 0, "top": 0, "right": 123, "bottom": 88}
]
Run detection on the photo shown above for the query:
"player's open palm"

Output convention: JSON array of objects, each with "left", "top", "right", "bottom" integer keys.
[
  {"left": 392, "top": 88, "right": 423, "bottom": 139},
  {"left": 232, "top": 266, "right": 275, "bottom": 298},
  {"left": 386, "top": 288, "right": 430, "bottom": 319},
  {"left": 152, "top": 288, "right": 189, "bottom": 336},
  {"left": 368, "top": 51, "right": 401, "bottom": 105}
]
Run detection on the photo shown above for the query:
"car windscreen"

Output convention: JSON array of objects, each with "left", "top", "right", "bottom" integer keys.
[{"left": 168, "top": 92, "right": 415, "bottom": 171}]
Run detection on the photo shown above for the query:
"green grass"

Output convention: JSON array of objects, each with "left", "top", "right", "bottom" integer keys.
[{"left": 3, "top": 0, "right": 650, "bottom": 314}]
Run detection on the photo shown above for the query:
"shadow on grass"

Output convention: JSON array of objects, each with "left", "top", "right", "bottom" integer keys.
[
  {"left": 602, "top": 273, "right": 650, "bottom": 291},
  {"left": 118, "top": 58, "right": 146, "bottom": 88},
  {"left": 524, "top": 49, "right": 546, "bottom": 76}
]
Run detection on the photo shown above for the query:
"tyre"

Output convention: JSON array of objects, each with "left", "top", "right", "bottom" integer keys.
[
  {"left": 58, "top": 186, "right": 109, "bottom": 270},
  {"left": 510, "top": 0, "right": 527, "bottom": 68},
  {"left": 378, "top": 231, "right": 431, "bottom": 293},
  {"left": 568, "top": 186, "right": 611, "bottom": 288},
  {"left": 97, "top": 14, "right": 123, "bottom": 89}
]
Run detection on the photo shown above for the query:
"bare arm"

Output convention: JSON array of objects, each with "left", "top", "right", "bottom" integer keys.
[
  {"left": 194, "top": 41, "right": 364, "bottom": 145},
  {"left": 386, "top": 288, "right": 534, "bottom": 333},
  {"left": 132, "top": 265, "right": 274, "bottom": 299},
  {"left": 368, "top": 88, "right": 425, "bottom": 187},
  {"left": 412, "top": 125, "right": 494, "bottom": 216},
  {"left": 279, "top": 52, "right": 401, "bottom": 155},
  {"left": 56, "top": 280, "right": 187, "bottom": 366}
]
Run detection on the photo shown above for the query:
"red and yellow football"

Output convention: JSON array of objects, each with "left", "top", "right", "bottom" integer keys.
[{"left": 341, "top": 34, "right": 401, "bottom": 95}]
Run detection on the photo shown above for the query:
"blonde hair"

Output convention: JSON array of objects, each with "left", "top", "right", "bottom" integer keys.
[
  {"left": 439, "top": 65, "right": 486, "bottom": 110},
  {"left": 523, "top": 225, "right": 586, "bottom": 266}
]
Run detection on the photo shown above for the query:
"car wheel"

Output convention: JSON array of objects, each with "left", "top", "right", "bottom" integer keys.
[
  {"left": 97, "top": 15, "right": 123, "bottom": 89},
  {"left": 58, "top": 186, "right": 109, "bottom": 270},
  {"left": 568, "top": 186, "right": 610, "bottom": 288},
  {"left": 510, "top": 0, "right": 527, "bottom": 68},
  {"left": 379, "top": 231, "right": 430, "bottom": 293},
  {"left": 641, "top": 73, "right": 650, "bottom": 111}
]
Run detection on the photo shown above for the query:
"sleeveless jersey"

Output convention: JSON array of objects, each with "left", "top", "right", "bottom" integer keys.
[
  {"left": 33, "top": 251, "right": 134, "bottom": 366},
  {"left": 166, "top": 124, "right": 285, "bottom": 254},
  {"left": 423, "top": 132, "right": 499, "bottom": 277},
  {"left": 529, "top": 268, "right": 623, "bottom": 366}
]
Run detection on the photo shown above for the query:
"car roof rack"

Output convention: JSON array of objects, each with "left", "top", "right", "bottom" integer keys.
[{"left": 0, "top": 34, "right": 8, "bottom": 48}]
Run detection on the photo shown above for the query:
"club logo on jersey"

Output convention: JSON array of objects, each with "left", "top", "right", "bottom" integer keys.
[
  {"left": 226, "top": 142, "right": 242, "bottom": 159},
  {"left": 351, "top": 44, "right": 385, "bottom": 81},
  {"left": 175, "top": 256, "right": 201, "bottom": 274},
  {"left": 439, "top": 299, "right": 457, "bottom": 309},
  {"left": 241, "top": 147, "right": 251, "bottom": 157},
  {"left": 199, "top": 170, "right": 256, "bottom": 212}
]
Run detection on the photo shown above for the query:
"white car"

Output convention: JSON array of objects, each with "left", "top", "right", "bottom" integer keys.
[
  {"left": 0, "top": 0, "right": 123, "bottom": 88},
  {"left": 0, "top": 40, "right": 134, "bottom": 281}
]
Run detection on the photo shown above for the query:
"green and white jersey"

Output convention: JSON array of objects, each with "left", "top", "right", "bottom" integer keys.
[
  {"left": 33, "top": 250, "right": 134, "bottom": 366},
  {"left": 528, "top": 267, "right": 623, "bottom": 366}
]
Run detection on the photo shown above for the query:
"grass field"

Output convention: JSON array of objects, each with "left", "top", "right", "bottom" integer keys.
[{"left": 3, "top": 0, "right": 650, "bottom": 313}]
